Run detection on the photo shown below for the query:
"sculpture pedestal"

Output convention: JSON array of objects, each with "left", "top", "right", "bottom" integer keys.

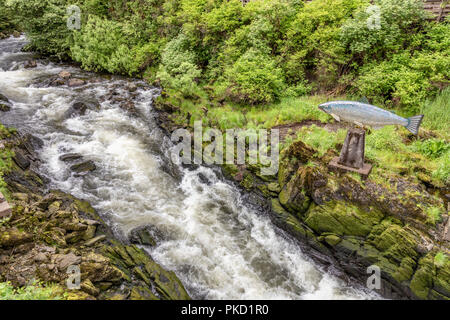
[{"left": 328, "top": 128, "right": 372, "bottom": 178}]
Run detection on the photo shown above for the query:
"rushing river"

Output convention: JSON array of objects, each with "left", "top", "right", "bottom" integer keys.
[{"left": 0, "top": 36, "right": 378, "bottom": 300}]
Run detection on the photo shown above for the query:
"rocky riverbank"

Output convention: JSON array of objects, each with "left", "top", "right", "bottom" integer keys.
[
  {"left": 0, "top": 125, "right": 190, "bottom": 300},
  {"left": 152, "top": 94, "right": 450, "bottom": 300}
]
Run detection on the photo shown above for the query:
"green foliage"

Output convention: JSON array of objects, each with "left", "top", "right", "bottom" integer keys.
[
  {"left": 295, "top": 125, "right": 347, "bottom": 157},
  {"left": 7, "top": 0, "right": 72, "bottom": 58},
  {"left": 413, "top": 139, "right": 450, "bottom": 159},
  {"left": 0, "top": 0, "right": 19, "bottom": 33},
  {"left": 156, "top": 33, "right": 201, "bottom": 97},
  {"left": 223, "top": 48, "right": 285, "bottom": 104},
  {"left": 0, "top": 281, "right": 65, "bottom": 300},
  {"left": 7, "top": 0, "right": 448, "bottom": 108},
  {"left": 341, "top": 0, "right": 428, "bottom": 56},
  {"left": 420, "top": 87, "right": 450, "bottom": 134},
  {"left": 71, "top": 15, "right": 159, "bottom": 75},
  {"left": 352, "top": 14, "right": 450, "bottom": 110},
  {"left": 432, "top": 150, "right": 450, "bottom": 185},
  {"left": 434, "top": 252, "right": 448, "bottom": 268},
  {"left": 283, "top": 0, "right": 366, "bottom": 88}
]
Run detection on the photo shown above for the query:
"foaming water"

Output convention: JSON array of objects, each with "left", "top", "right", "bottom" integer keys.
[{"left": 0, "top": 36, "right": 379, "bottom": 300}]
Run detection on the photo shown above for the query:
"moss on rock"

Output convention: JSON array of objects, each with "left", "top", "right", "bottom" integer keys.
[{"left": 304, "top": 201, "right": 384, "bottom": 237}]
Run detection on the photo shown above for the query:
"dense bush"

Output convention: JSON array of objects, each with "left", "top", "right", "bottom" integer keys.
[
  {"left": 157, "top": 33, "right": 201, "bottom": 97},
  {"left": 7, "top": 0, "right": 73, "bottom": 58},
  {"left": 0, "top": 0, "right": 18, "bottom": 34},
  {"left": 5, "top": 0, "right": 449, "bottom": 109},
  {"left": 223, "top": 48, "right": 285, "bottom": 104}
]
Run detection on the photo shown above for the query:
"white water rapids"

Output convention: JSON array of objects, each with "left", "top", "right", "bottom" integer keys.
[{"left": 0, "top": 36, "right": 379, "bottom": 300}]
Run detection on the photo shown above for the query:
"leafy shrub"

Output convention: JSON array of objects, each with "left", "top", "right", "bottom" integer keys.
[
  {"left": 283, "top": 0, "right": 366, "bottom": 88},
  {"left": 71, "top": 15, "right": 157, "bottom": 75},
  {"left": 0, "top": 0, "right": 19, "bottom": 33},
  {"left": 224, "top": 48, "right": 285, "bottom": 104},
  {"left": 156, "top": 33, "right": 202, "bottom": 97},
  {"left": 341, "top": 0, "right": 428, "bottom": 57},
  {"left": 7, "top": 0, "right": 72, "bottom": 58},
  {"left": 413, "top": 139, "right": 450, "bottom": 159}
]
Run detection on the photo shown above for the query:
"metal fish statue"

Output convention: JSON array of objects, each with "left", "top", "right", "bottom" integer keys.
[{"left": 318, "top": 101, "right": 424, "bottom": 135}]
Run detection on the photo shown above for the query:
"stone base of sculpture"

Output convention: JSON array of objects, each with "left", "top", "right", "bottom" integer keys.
[{"left": 328, "top": 128, "right": 372, "bottom": 178}]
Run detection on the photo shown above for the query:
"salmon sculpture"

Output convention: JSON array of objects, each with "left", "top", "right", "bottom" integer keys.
[{"left": 318, "top": 100, "right": 424, "bottom": 135}]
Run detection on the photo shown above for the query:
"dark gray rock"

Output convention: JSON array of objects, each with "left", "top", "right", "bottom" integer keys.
[
  {"left": 0, "top": 93, "right": 9, "bottom": 103},
  {"left": 129, "top": 226, "right": 157, "bottom": 246},
  {"left": 70, "top": 160, "right": 96, "bottom": 174},
  {"left": 24, "top": 60, "right": 37, "bottom": 69},
  {"left": 68, "top": 79, "right": 85, "bottom": 87},
  {"left": 59, "top": 153, "right": 83, "bottom": 162},
  {"left": 13, "top": 149, "right": 31, "bottom": 170},
  {"left": 64, "top": 101, "right": 88, "bottom": 118},
  {"left": 0, "top": 103, "right": 11, "bottom": 112}
]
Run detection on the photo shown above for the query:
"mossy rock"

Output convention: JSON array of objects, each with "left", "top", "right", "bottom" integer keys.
[
  {"left": 410, "top": 253, "right": 435, "bottom": 299},
  {"left": 267, "top": 182, "right": 281, "bottom": 194},
  {"left": 431, "top": 253, "right": 450, "bottom": 298},
  {"left": 143, "top": 260, "right": 190, "bottom": 300},
  {"left": 367, "top": 223, "right": 419, "bottom": 264},
  {"left": 304, "top": 201, "right": 384, "bottom": 237},
  {"left": 279, "top": 181, "right": 310, "bottom": 217},
  {"left": 324, "top": 234, "right": 342, "bottom": 246},
  {"left": 130, "top": 286, "right": 159, "bottom": 300},
  {"left": 240, "top": 172, "right": 255, "bottom": 191}
]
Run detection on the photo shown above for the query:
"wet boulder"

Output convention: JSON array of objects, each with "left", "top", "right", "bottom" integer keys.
[
  {"left": 127, "top": 83, "right": 138, "bottom": 92},
  {"left": 129, "top": 226, "right": 157, "bottom": 246},
  {"left": 59, "top": 153, "right": 83, "bottom": 162},
  {"left": 119, "top": 100, "right": 138, "bottom": 115},
  {"left": 0, "top": 93, "right": 9, "bottom": 103},
  {"left": 24, "top": 60, "right": 37, "bottom": 69},
  {"left": 64, "top": 99, "right": 100, "bottom": 119},
  {"left": 64, "top": 101, "right": 88, "bottom": 118},
  {"left": 13, "top": 149, "right": 31, "bottom": 170},
  {"left": 68, "top": 79, "right": 86, "bottom": 87},
  {"left": 58, "top": 71, "right": 71, "bottom": 79},
  {"left": 70, "top": 160, "right": 96, "bottom": 174},
  {"left": 0, "top": 103, "right": 10, "bottom": 112}
]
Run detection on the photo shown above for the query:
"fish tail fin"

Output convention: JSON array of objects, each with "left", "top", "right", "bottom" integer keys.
[{"left": 405, "top": 115, "right": 424, "bottom": 135}]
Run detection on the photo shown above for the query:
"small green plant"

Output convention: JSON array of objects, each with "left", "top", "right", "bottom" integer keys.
[
  {"left": 434, "top": 252, "right": 448, "bottom": 268},
  {"left": 0, "top": 281, "right": 65, "bottom": 300},
  {"left": 413, "top": 139, "right": 450, "bottom": 159}
]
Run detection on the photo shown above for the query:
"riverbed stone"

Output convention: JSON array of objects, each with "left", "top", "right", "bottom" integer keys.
[
  {"left": 68, "top": 79, "right": 85, "bottom": 87},
  {"left": 70, "top": 160, "right": 96, "bottom": 174},
  {"left": 0, "top": 103, "right": 10, "bottom": 112},
  {"left": 59, "top": 153, "right": 83, "bottom": 162},
  {"left": 64, "top": 101, "right": 88, "bottom": 118},
  {"left": 0, "top": 93, "right": 9, "bottom": 103},
  {"left": 129, "top": 225, "right": 157, "bottom": 246},
  {"left": 24, "top": 60, "right": 37, "bottom": 69},
  {"left": 58, "top": 71, "right": 71, "bottom": 79}
]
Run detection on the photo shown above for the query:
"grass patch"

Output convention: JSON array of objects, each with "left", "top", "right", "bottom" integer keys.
[
  {"left": 294, "top": 125, "right": 347, "bottom": 157},
  {"left": 434, "top": 252, "right": 448, "bottom": 268},
  {"left": 420, "top": 87, "right": 450, "bottom": 138}
]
